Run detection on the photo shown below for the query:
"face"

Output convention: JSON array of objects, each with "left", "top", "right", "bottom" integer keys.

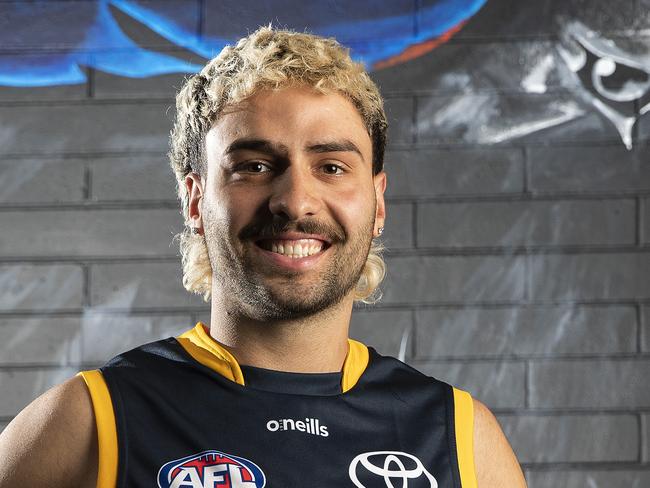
[{"left": 187, "top": 85, "right": 386, "bottom": 320}]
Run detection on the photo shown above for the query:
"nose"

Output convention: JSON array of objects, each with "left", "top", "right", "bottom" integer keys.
[{"left": 268, "top": 165, "right": 322, "bottom": 220}]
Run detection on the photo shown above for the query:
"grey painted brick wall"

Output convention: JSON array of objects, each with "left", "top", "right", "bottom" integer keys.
[
  {"left": 415, "top": 306, "right": 638, "bottom": 357},
  {"left": 528, "top": 471, "right": 650, "bottom": 488},
  {"left": 385, "top": 148, "right": 525, "bottom": 197},
  {"left": 501, "top": 414, "right": 640, "bottom": 463},
  {"left": 417, "top": 199, "right": 636, "bottom": 247},
  {"left": 1, "top": 1, "right": 649, "bottom": 486}
]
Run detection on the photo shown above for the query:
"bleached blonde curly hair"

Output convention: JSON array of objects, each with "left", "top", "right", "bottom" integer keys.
[{"left": 169, "top": 26, "right": 388, "bottom": 304}]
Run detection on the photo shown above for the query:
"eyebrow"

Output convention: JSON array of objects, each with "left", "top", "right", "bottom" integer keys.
[
  {"left": 224, "top": 139, "right": 289, "bottom": 158},
  {"left": 224, "top": 138, "right": 364, "bottom": 160},
  {"left": 306, "top": 140, "right": 363, "bottom": 159}
]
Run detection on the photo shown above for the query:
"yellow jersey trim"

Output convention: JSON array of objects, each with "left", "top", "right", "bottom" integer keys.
[
  {"left": 176, "top": 322, "right": 369, "bottom": 392},
  {"left": 453, "top": 387, "right": 477, "bottom": 488},
  {"left": 177, "top": 322, "right": 245, "bottom": 385},
  {"left": 77, "top": 370, "right": 118, "bottom": 488},
  {"left": 341, "top": 338, "right": 369, "bottom": 392}
]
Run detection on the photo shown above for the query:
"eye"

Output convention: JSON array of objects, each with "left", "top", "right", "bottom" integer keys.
[
  {"left": 239, "top": 161, "right": 271, "bottom": 173},
  {"left": 321, "top": 163, "right": 344, "bottom": 175}
]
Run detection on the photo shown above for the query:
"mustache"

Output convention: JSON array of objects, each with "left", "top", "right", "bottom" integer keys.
[{"left": 239, "top": 218, "right": 346, "bottom": 243}]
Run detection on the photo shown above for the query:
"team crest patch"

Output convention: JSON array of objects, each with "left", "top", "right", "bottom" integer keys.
[{"left": 157, "top": 449, "right": 266, "bottom": 488}]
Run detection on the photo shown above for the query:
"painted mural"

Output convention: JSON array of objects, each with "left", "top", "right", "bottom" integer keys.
[
  {"left": 4, "top": 0, "right": 649, "bottom": 149},
  {"left": 1, "top": 0, "right": 486, "bottom": 85}
]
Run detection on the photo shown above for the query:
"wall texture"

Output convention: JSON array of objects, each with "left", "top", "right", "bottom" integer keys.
[{"left": 1, "top": 1, "right": 649, "bottom": 486}]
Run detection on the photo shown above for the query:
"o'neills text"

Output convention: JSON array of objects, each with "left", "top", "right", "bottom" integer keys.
[{"left": 266, "top": 417, "right": 329, "bottom": 437}]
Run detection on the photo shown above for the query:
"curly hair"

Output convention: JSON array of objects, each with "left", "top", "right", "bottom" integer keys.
[{"left": 169, "top": 26, "right": 388, "bottom": 304}]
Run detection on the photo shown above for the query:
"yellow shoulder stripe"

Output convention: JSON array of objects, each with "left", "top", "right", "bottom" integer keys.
[
  {"left": 453, "top": 387, "right": 477, "bottom": 488},
  {"left": 77, "top": 370, "right": 118, "bottom": 488}
]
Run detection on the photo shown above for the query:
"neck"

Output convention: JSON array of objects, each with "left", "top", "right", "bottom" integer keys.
[{"left": 208, "top": 294, "right": 353, "bottom": 373}]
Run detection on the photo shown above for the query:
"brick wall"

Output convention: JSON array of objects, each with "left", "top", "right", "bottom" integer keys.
[{"left": 1, "top": 1, "right": 649, "bottom": 486}]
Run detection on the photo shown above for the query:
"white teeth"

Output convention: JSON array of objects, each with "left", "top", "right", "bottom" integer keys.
[{"left": 265, "top": 239, "right": 324, "bottom": 258}]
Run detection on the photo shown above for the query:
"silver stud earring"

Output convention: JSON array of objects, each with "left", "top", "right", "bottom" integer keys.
[{"left": 377, "top": 227, "right": 384, "bottom": 236}]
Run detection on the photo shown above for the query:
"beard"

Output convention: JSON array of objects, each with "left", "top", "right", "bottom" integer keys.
[{"left": 203, "top": 209, "right": 375, "bottom": 321}]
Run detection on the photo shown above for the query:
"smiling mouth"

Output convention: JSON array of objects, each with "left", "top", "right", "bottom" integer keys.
[{"left": 256, "top": 238, "right": 329, "bottom": 259}]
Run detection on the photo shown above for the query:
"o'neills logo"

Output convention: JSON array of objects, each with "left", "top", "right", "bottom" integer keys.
[{"left": 266, "top": 417, "right": 329, "bottom": 437}]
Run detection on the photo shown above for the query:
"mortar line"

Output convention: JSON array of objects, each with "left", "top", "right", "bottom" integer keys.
[
  {"left": 83, "top": 164, "right": 92, "bottom": 200},
  {"left": 524, "top": 254, "right": 531, "bottom": 304},
  {"left": 412, "top": 95, "right": 418, "bottom": 145},
  {"left": 522, "top": 145, "right": 530, "bottom": 195},
  {"left": 638, "top": 197, "right": 645, "bottom": 247},
  {"left": 639, "top": 413, "right": 650, "bottom": 463},
  {"left": 412, "top": 201, "right": 418, "bottom": 249},
  {"left": 83, "top": 265, "right": 91, "bottom": 308},
  {"left": 411, "top": 308, "right": 417, "bottom": 360},
  {"left": 639, "top": 304, "right": 645, "bottom": 355},
  {"left": 524, "top": 359, "right": 530, "bottom": 409}
]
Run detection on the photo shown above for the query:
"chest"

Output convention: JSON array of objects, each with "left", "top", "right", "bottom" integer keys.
[{"left": 104, "top": 364, "right": 459, "bottom": 488}]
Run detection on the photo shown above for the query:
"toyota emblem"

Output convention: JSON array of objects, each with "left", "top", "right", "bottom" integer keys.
[{"left": 348, "top": 451, "right": 438, "bottom": 488}]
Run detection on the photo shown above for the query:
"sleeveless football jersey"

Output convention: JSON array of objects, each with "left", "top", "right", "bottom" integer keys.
[{"left": 79, "top": 322, "right": 477, "bottom": 488}]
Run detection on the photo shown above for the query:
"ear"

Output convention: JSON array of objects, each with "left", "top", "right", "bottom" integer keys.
[
  {"left": 372, "top": 171, "right": 387, "bottom": 237},
  {"left": 185, "top": 172, "right": 205, "bottom": 235}
]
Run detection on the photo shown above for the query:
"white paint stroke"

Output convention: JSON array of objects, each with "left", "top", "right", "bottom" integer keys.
[
  {"left": 398, "top": 326, "right": 411, "bottom": 363},
  {"left": 478, "top": 101, "right": 585, "bottom": 144},
  {"left": 522, "top": 53, "right": 555, "bottom": 94}
]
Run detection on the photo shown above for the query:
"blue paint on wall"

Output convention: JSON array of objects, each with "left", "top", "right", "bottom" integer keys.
[{"left": 0, "top": 0, "right": 487, "bottom": 87}]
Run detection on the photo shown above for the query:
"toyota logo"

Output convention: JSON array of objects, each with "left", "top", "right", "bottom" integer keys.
[{"left": 348, "top": 451, "right": 438, "bottom": 488}]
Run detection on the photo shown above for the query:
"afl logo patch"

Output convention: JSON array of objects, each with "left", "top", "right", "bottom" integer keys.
[
  {"left": 157, "top": 449, "right": 266, "bottom": 488},
  {"left": 349, "top": 451, "right": 438, "bottom": 488}
]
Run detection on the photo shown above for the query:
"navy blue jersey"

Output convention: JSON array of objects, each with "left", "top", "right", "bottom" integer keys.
[{"left": 79, "top": 323, "right": 477, "bottom": 488}]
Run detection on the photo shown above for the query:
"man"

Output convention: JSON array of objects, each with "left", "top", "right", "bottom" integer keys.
[{"left": 0, "top": 27, "right": 526, "bottom": 487}]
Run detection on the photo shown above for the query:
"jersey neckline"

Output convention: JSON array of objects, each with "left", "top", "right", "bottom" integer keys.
[
  {"left": 175, "top": 322, "right": 369, "bottom": 394},
  {"left": 240, "top": 364, "right": 343, "bottom": 395}
]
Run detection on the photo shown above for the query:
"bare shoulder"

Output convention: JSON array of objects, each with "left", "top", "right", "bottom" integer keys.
[
  {"left": 473, "top": 398, "right": 527, "bottom": 488},
  {"left": 0, "top": 375, "right": 98, "bottom": 488}
]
